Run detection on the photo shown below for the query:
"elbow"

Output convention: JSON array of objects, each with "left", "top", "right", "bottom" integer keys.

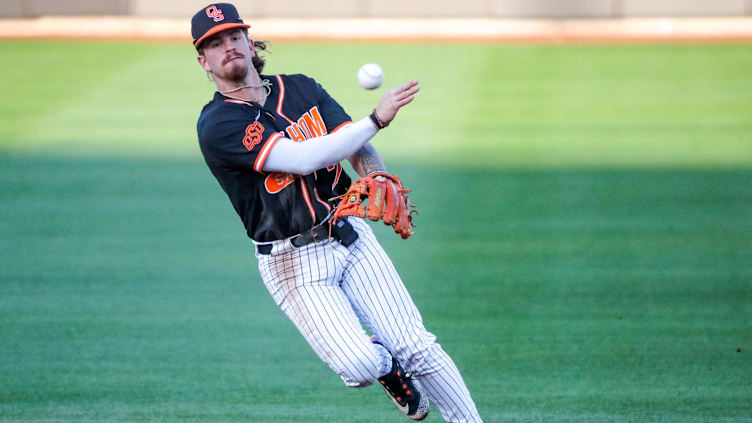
[
  {"left": 294, "top": 164, "right": 318, "bottom": 175},
  {"left": 286, "top": 157, "right": 322, "bottom": 175}
]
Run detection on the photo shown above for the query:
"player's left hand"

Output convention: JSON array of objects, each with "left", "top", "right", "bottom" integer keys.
[{"left": 331, "top": 172, "right": 416, "bottom": 239}]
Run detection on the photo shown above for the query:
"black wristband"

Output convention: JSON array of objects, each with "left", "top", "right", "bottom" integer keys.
[
  {"left": 370, "top": 108, "right": 389, "bottom": 129},
  {"left": 369, "top": 112, "right": 383, "bottom": 129}
]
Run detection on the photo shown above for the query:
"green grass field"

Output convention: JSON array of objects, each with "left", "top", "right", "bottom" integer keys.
[{"left": 1, "top": 41, "right": 751, "bottom": 422}]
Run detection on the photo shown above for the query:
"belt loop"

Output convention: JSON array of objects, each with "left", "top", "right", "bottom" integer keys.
[{"left": 256, "top": 243, "right": 273, "bottom": 255}]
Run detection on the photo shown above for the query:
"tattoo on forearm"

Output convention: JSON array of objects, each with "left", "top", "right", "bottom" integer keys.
[{"left": 352, "top": 144, "right": 386, "bottom": 176}]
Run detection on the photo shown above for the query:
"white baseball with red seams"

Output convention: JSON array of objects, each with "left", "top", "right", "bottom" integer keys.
[{"left": 358, "top": 63, "right": 384, "bottom": 90}]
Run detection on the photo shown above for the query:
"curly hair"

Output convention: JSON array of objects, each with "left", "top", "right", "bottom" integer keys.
[
  {"left": 250, "top": 39, "right": 270, "bottom": 74},
  {"left": 197, "top": 29, "right": 270, "bottom": 75}
]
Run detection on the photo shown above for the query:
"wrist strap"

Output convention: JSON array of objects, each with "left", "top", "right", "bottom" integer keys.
[{"left": 369, "top": 109, "right": 389, "bottom": 129}]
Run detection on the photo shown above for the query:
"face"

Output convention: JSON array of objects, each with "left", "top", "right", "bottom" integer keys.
[{"left": 197, "top": 29, "right": 255, "bottom": 82}]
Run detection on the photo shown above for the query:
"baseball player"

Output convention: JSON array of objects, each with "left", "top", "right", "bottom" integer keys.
[{"left": 191, "top": 4, "right": 482, "bottom": 422}]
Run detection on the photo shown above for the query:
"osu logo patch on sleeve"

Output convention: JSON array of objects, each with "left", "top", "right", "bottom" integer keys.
[{"left": 243, "top": 121, "right": 264, "bottom": 151}]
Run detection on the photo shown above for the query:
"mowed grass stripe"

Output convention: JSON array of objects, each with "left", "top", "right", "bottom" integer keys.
[
  {"left": 0, "top": 42, "right": 750, "bottom": 167},
  {"left": 2, "top": 156, "right": 751, "bottom": 422}
]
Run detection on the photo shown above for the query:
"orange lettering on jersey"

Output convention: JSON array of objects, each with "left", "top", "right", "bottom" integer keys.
[
  {"left": 299, "top": 107, "right": 326, "bottom": 138},
  {"left": 296, "top": 120, "right": 313, "bottom": 139},
  {"left": 265, "top": 172, "right": 295, "bottom": 194},
  {"left": 286, "top": 124, "right": 306, "bottom": 142},
  {"left": 206, "top": 5, "right": 224, "bottom": 22},
  {"left": 243, "top": 121, "right": 264, "bottom": 151},
  {"left": 285, "top": 106, "right": 328, "bottom": 141}
]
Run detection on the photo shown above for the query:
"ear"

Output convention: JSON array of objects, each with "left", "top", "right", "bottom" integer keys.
[
  {"left": 197, "top": 55, "right": 211, "bottom": 73},
  {"left": 247, "top": 37, "right": 256, "bottom": 58}
]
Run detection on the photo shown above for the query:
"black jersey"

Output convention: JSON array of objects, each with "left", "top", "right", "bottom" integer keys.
[{"left": 197, "top": 74, "right": 354, "bottom": 242}]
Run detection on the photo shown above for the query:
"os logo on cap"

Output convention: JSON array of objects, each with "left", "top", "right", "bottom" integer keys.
[
  {"left": 206, "top": 5, "right": 224, "bottom": 22},
  {"left": 191, "top": 3, "right": 250, "bottom": 47}
]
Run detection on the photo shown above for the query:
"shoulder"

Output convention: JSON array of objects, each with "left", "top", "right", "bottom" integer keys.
[
  {"left": 266, "top": 73, "right": 319, "bottom": 91},
  {"left": 197, "top": 98, "right": 259, "bottom": 146},
  {"left": 265, "top": 73, "right": 314, "bottom": 83},
  {"left": 198, "top": 97, "right": 258, "bottom": 133}
]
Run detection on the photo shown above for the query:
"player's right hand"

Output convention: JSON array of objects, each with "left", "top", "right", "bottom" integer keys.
[{"left": 374, "top": 80, "right": 420, "bottom": 126}]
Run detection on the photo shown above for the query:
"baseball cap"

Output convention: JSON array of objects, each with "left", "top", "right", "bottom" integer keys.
[{"left": 191, "top": 3, "right": 250, "bottom": 48}]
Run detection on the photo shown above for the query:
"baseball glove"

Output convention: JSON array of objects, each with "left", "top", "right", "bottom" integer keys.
[{"left": 331, "top": 172, "right": 416, "bottom": 239}]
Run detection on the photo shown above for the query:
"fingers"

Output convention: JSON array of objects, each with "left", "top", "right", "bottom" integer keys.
[
  {"left": 396, "top": 94, "right": 415, "bottom": 107},
  {"left": 384, "top": 80, "right": 418, "bottom": 97},
  {"left": 384, "top": 81, "right": 419, "bottom": 112},
  {"left": 394, "top": 85, "right": 419, "bottom": 103},
  {"left": 395, "top": 80, "right": 418, "bottom": 94},
  {"left": 391, "top": 80, "right": 419, "bottom": 99},
  {"left": 372, "top": 80, "right": 420, "bottom": 126},
  {"left": 399, "top": 80, "right": 419, "bottom": 92}
]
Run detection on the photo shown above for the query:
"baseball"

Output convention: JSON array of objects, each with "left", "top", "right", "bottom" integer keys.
[{"left": 358, "top": 63, "right": 384, "bottom": 90}]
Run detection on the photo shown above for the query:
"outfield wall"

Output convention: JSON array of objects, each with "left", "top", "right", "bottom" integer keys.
[{"left": 2, "top": 0, "right": 752, "bottom": 18}]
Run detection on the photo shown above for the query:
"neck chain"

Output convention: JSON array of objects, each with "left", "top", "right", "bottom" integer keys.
[{"left": 219, "top": 79, "right": 273, "bottom": 104}]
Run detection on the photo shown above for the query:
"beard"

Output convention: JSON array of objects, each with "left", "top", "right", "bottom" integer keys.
[
  {"left": 225, "top": 60, "right": 249, "bottom": 82},
  {"left": 220, "top": 55, "right": 249, "bottom": 82}
]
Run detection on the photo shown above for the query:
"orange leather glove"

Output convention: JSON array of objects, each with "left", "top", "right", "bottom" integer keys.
[{"left": 332, "top": 172, "right": 416, "bottom": 239}]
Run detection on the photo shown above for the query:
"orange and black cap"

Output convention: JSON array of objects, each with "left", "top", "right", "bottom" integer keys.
[{"left": 191, "top": 3, "right": 250, "bottom": 49}]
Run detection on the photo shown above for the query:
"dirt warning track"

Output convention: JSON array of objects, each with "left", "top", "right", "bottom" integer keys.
[{"left": 1, "top": 16, "right": 751, "bottom": 42}]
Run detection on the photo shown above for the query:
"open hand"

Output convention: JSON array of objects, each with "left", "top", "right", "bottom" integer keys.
[{"left": 373, "top": 80, "right": 420, "bottom": 126}]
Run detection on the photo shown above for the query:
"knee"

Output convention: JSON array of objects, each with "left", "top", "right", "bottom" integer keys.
[
  {"left": 334, "top": 352, "right": 381, "bottom": 388},
  {"left": 399, "top": 338, "right": 444, "bottom": 375},
  {"left": 342, "top": 373, "right": 377, "bottom": 388},
  {"left": 339, "top": 367, "right": 378, "bottom": 388}
]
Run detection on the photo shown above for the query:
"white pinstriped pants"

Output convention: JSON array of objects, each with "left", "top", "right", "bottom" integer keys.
[{"left": 255, "top": 217, "right": 482, "bottom": 422}]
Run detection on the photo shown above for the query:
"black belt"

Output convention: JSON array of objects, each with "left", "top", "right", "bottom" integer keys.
[{"left": 256, "top": 218, "right": 358, "bottom": 255}]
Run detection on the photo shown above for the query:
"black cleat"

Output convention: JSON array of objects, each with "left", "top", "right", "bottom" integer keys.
[{"left": 378, "top": 356, "right": 429, "bottom": 421}]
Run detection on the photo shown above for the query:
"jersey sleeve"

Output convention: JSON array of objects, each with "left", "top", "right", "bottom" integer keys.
[
  {"left": 309, "top": 77, "right": 353, "bottom": 133},
  {"left": 198, "top": 104, "right": 284, "bottom": 173}
]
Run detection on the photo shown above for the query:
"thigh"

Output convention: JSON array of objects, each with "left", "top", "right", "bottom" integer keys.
[
  {"left": 340, "top": 219, "right": 437, "bottom": 365},
  {"left": 257, "top": 239, "right": 343, "bottom": 305},
  {"left": 281, "top": 283, "right": 379, "bottom": 380},
  {"left": 257, "top": 240, "right": 382, "bottom": 385}
]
